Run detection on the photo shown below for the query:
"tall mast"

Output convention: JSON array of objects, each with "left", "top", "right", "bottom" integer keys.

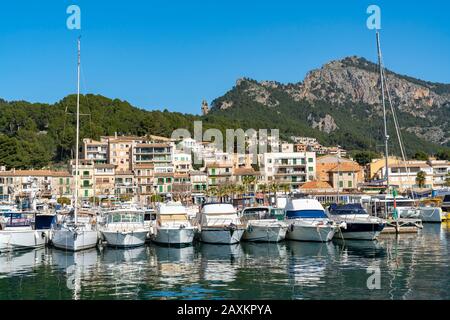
[
  {"left": 74, "top": 37, "right": 81, "bottom": 224},
  {"left": 376, "top": 31, "right": 390, "bottom": 191}
]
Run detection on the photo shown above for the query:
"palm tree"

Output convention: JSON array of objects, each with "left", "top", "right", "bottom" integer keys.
[
  {"left": 281, "top": 183, "right": 291, "bottom": 196},
  {"left": 445, "top": 173, "right": 450, "bottom": 187},
  {"left": 269, "top": 182, "right": 280, "bottom": 206},
  {"left": 258, "top": 183, "right": 268, "bottom": 205},
  {"left": 206, "top": 186, "right": 218, "bottom": 201},
  {"left": 415, "top": 171, "right": 426, "bottom": 189}
]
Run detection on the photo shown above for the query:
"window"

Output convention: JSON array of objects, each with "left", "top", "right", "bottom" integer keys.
[
  {"left": 84, "top": 190, "right": 89, "bottom": 197},
  {"left": 348, "top": 181, "right": 353, "bottom": 188},
  {"left": 159, "top": 186, "right": 163, "bottom": 193},
  {"left": 83, "top": 180, "right": 90, "bottom": 187},
  {"left": 339, "top": 181, "right": 344, "bottom": 188},
  {"left": 66, "top": 178, "right": 70, "bottom": 185},
  {"left": 59, "top": 178, "right": 63, "bottom": 184},
  {"left": 308, "top": 158, "right": 314, "bottom": 163},
  {"left": 308, "top": 167, "right": 314, "bottom": 172},
  {"left": 83, "top": 171, "right": 89, "bottom": 176}
]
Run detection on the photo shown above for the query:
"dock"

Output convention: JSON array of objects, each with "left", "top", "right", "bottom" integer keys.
[{"left": 381, "top": 218, "right": 423, "bottom": 234}]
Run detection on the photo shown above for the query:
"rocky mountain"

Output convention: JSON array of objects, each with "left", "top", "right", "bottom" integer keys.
[{"left": 210, "top": 56, "right": 450, "bottom": 153}]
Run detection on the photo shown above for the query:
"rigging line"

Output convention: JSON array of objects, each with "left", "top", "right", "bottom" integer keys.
[{"left": 381, "top": 63, "right": 415, "bottom": 200}]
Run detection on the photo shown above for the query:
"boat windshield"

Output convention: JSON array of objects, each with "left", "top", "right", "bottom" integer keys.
[
  {"left": 242, "top": 208, "right": 272, "bottom": 220},
  {"left": 2, "top": 213, "right": 32, "bottom": 227},
  {"left": 329, "top": 204, "right": 367, "bottom": 215},
  {"left": 443, "top": 195, "right": 450, "bottom": 203},
  {"left": 107, "top": 212, "right": 143, "bottom": 223}
]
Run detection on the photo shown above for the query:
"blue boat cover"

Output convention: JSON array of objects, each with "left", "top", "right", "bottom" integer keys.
[
  {"left": 286, "top": 209, "right": 327, "bottom": 219},
  {"left": 35, "top": 215, "right": 56, "bottom": 230}
]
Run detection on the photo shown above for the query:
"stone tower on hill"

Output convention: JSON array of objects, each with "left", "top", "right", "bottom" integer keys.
[{"left": 201, "top": 100, "right": 210, "bottom": 116}]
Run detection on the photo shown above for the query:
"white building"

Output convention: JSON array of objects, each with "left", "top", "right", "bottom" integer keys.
[{"left": 260, "top": 152, "right": 316, "bottom": 190}]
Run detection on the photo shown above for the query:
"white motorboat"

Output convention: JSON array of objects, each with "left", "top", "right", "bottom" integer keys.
[
  {"left": 0, "top": 212, "right": 53, "bottom": 252},
  {"left": 51, "top": 38, "right": 98, "bottom": 252},
  {"left": 329, "top": 204, "right": 386, "bottom": 241},
  {"left": 284, "top": 199, "right": 339, "bottom": 242},
  {"left": 241, "top": 207, "right": 288, "bottom": 242},
  {"left": 197, "top": 203, "right": 245, "bottom": 244},
  {"left": 153, "top": 202, "right": 195, "bottom": 246},
  {"left": 101, "top": 208, "right": 148, "bottom": 248}
]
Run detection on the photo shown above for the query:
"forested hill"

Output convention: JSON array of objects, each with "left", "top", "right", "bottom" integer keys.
[
  {"left": 1, "top": 56, "right": 450, "bottom": 169},
  {"left": 0, "top": 95, "right": 200, "bottom": 169}
]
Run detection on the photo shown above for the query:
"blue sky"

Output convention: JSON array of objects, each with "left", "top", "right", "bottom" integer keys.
[{"left": 1, "top": 0, "right": 449, "bottom": 114}]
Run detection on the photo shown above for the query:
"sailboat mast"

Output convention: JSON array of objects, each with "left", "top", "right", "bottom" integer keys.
[
  {"left": 74, "top": 37, "right": 81, "bottom": 224},
  {"left": 376, "top": 31, "right": 390, "bottom": 191}
]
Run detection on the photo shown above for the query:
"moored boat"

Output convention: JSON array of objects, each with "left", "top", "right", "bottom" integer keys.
[
  {"left": 241, "top": 206, "right": 288, "bottom": 242},
  {"left": 0, "top": 212, "right": 53, "bottom": 252},
  {"left": 101, "top": 208, "right": 148, "bottom": 248},
  {"left": 329, "top": 203, "right": 386, "bottom": 241},
  {"left": 198, "top": 203, "right": 245, "bottom": 244},
  {"left": 284, "top": 199, "right": 339, "bottom": 242},
  {"left": 153, "top": 202, "right": 195, "bottom": 246}
]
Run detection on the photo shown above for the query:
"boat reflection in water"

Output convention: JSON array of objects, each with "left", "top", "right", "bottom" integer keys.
[
  {"left": 286, "top": 241, "right": 335, "bottom": 289},
  {"left": 0, "top": 248, "right": 48, "bottom": 276},
  {"left": 200, "top": 244, "right": 243, "bottom": 285},
  {"left": 50, "top": 248, "right": 99, "bottom": 300},
  {"left": 98, "top": 247, "right": 150, "bottom": 299}
]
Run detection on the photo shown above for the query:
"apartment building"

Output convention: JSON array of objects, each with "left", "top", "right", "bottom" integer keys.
[
  {"left": 115, "top": 170, "right": 135, "bottom": 201},
  {"left": 81, "top": 139, "right": 108, "bottom": 164},
  {"left": 317, "top": 155, "right": 364, "bottom": 190},
  {"left": 0, "top": 168, "right": 73, "bottom": 204},
  {"left": 379, "top": 161, "right": 434, "bottom": 191},
  {"left": 428, "top": 160, "right": 450, "bottom": 188},
  {"left": 173, "top": 152, "right": 192, "bottom": 174},
  {"left": 233, "top": 168, "right": 262, "bottom": 192},
  {"left": 92, "top": 164, "right": 115, "bottom": 199},
  {"left": 133, "top": 143, "right": 173, "bottom": 167},
  {"left": 71, "top": 159, "right": 95, "bottom": 200},
  {"left": 206, "top": 162, "right": 233, "bottom": 187},
  {"left": 107, "top": 137, "right": 140, "bottom": 171},
  {"left": 134, "top": 164, "right": 154, "bottom": 204},
  {"left": 260, "top": 152, "right": 316, "bottom": 190}
]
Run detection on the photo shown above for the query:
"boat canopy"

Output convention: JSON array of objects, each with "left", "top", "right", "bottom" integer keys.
[
  {"left": 158, "top": 203, "right": 187, "bottom": 215},
  {"left": 201, "top": 203, "right": 236, "bottom": 215},
  {"left": 286, "top": 210, "right": 327, "bottom": 219},
  {"left": 285, "top": 199, "right": 327, "bottom": 219},
  {"left": 329, "top": 203, "right": 367, "bottom": 215}
]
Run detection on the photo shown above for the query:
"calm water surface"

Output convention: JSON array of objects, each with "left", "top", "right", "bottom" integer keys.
[{"left": 0, "top": 224, "right": 449, "bottom": 300}]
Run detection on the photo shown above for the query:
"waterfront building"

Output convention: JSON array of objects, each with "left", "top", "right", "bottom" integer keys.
[
  {"left": 427, "top": 160, "right": 450, "bottom": 189},
  {"left": 260, "top": 152, "right": 316, "bottom": 190},
  {"left": 377, "top": 161, "right": 434, "bottom": 191},
  {"left": 114, "top": 170, "right": 135, "bottom": 201},
  {"left": 81, "top": 139, "right": 108, "bottom": 164},
  {"left": 70, "top": 159, "right": 95, "bottom": 201},
  {"left": 206, "top": 162, "right": 233, "bottom": 187},
  {"left": 233, "top": 167, "right": 262, "bottom": 192},
  {"left": 134, "top": 164, "right": 154, "bottom": 205},
  {"left": 316, "top": 155, "right": 364, "bottom": 190},
  {"left": 173, "top": 152, "right": 192, "bottom": 174},
  {"left": 133, "top": 143, "right": 173, "bottom": 167}
]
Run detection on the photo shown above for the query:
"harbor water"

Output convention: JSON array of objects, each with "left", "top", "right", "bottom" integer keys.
[{"left": 0, "top": 223, "right": 449, "bottom": 300}]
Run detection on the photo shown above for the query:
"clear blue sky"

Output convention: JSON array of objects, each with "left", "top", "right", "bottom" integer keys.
[{"left": 1, "top": 0, "right": 449, "bottom": 114}]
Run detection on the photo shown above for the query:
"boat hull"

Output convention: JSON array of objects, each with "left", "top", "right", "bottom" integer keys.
[
  {"left": 200, "top": 228, "right": 245, "bottom": 244},
  {"left": 102, "top": 230, "right": 148, "bottom": 248},
  {"left": 418, "top": 207, "right": 443, "bottom": 223},
  {"left": 334, "top": 221, "right": 385, "bottom": 241},
  {"left": 242, "top": 223, "right": 288, "bottom": 242},
  {"left": 0, "top": 230, "right": 48, "bottom": 252},
  {"left": 286, "top": 222, "right": 336, "bottom": 242},
  {"left": 52, "top": 229, "right": 98, "bottom": 251},
  {"left": 153, "top": 227, "right": 195, "bottom": 246}
]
